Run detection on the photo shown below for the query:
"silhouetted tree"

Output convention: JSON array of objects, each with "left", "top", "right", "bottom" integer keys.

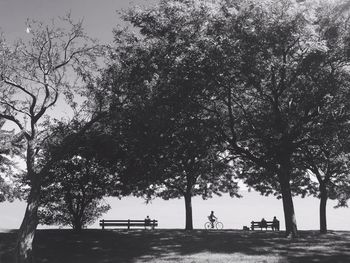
[
  {"left": 192, "top": 0, "right": 350, "bottom": 238},
  {"left": 299, "top": 126, "right": 350, "bottom": 233},
  {"left": 121, "top": 99, "right": 239, "bottom": 230},
  {"left": 100, "top": 0, "right": 241, "bottom": 230},
  {"left": 39, "top": 156, "right": 111, "bottom": 232}
]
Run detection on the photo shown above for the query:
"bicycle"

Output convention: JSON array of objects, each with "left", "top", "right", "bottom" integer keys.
[{"left": 204, "top": 218, "right": 223, "bottom": 230}]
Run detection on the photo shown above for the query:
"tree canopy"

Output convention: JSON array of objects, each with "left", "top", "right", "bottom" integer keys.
[{"left": 39, "top": 156, "right": 112, "bottom": 232}]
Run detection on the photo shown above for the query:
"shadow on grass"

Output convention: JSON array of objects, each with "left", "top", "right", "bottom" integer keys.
[{"left": 1, "top": 229, "right": 350, "bottom": 262}]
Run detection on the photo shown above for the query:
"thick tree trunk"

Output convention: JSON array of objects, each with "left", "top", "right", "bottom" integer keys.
[
  {"left": 72, "top": 218, "right": 83, "bottom": 233},
  {"left": 15, "top": 174, "right": 41, "bottom": 263},
  {"left": 184, "top": 193, "right": 193, "bottom": 230},
  {"left": 73, "top": 225, "right": 83, "bottom": 233},
  {"left": 319, "top": 184, "right": 328, "bottom": 234},
  {"left": 278, "top": 164, "right": 298, "bottom": 238}
]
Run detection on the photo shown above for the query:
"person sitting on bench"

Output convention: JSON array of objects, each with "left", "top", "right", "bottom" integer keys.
[
  {"left": 272, "top": 216, "right": 279, "bottom": 231},
  {"left": 260, "top": 218, "right": 267, "bottom": 230},
  {"left": 145, "top": 215, "right": 151, "bottom": 229}
]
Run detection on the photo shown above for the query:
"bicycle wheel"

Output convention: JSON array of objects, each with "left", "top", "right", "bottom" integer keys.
[
  {"left": 204, "top": 222, "right": 212, "bottom": 229},
  {"left": 216, "top": 222, "right": 223, "bottom": 229}
]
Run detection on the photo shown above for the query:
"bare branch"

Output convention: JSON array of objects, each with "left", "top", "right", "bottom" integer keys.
[
  {"left": 53, "top": 46, "right": 96, "bottom": 71},
  {"left": 1, "top": 78, "right": 37, "bottom": 106},
  {"left": 0, "top": 98, "right": 31, "bottom": 117},
  {"left": 0, "top": 113, "right": 28, "bottom": 137}
]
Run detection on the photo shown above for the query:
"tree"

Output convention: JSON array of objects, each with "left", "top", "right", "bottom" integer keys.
[
  {"left": 37, "top": 119, "right": 122, "bottom": 232},
  {"left": 294, "top": 0, "right": 350, "bottom": 234},
  {"left": 121, "top": 96, "right": 239, "bottom": 230},
  {"left": 193, "top": 0, "right": 350, "bottom": 238},
  {"left": 299, "top": 126, "right": 350, "bottom": 233},
  {"left": 153, "top": 113, "right": 239, "bottom": 230},
  {"left": 104, "top": 0, "right": 240, "bottom": 230},
  {"left": 39, "top": 156, "right": 111, "bottom": 232},
  {"left": 0, "top": 15, "right": 101, "bottom": 263}
]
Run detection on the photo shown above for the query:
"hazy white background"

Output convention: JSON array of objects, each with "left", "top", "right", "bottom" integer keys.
[{"left": 1, "top": 191, "right": 350, "bottom": 231}]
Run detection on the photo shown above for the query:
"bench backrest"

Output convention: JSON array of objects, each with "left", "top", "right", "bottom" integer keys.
[
  {"left": 100, "top": 219, "right": 158, "bottom": 224},
  {"left": 251, "top": 221, "right": 274, "bottom": 226},
  {"left": 99, "top": 219, "right": 158, "bottom": 229},
  {"left": 251, "top": 220, "right": 279, "bottom": 230}
]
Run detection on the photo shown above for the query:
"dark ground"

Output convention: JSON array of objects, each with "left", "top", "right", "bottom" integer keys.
[{"left": 1, "top": 229, "right": 350, "bottom": 262}]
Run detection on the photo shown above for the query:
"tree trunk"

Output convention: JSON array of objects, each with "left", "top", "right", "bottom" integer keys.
[
  {"left": 15, "top": 174, "right": 41, "bottom": 263},
  {"left": 73, "top": 224, "right": 83, "bottom": 233},
  {"left": 278, "top": 164, "right": 298, "bottom": 238},
  {"left": 184, "top": 193, "right": 193, "bottom": 230},
  {"left": 319, "top": 184, "right": 328, "bottom": 234},
  {"left": 72, "top": 217, "right": 83, "bottom": 233}
]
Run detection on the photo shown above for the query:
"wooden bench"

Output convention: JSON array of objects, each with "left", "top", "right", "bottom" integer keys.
[
  {"left": 99, "top": 219, "right": 158, "bottom": 230},
  {"left": 251, "top": 220, "right": 279, "bottom": 231}
]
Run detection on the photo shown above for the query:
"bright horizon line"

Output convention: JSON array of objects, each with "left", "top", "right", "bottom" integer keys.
[{"left": 1, "top": 190, "right": 349, "bottom": 231}]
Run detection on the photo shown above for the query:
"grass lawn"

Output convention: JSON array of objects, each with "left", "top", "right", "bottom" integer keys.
[{"left": 1, "top": 229, "right": 350, "bottom": 263}]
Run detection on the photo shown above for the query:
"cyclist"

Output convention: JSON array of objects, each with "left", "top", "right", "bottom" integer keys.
[{"left": 208, "top": 211, "right": 217, "bottom": 228}]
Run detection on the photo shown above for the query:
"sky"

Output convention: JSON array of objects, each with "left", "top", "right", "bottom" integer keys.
[
  {"left": 0, "top": 0, "right": 350, "bottom": 232},
  {"left": 0, "top": 0, "right": 157, "bottom": 43}
]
